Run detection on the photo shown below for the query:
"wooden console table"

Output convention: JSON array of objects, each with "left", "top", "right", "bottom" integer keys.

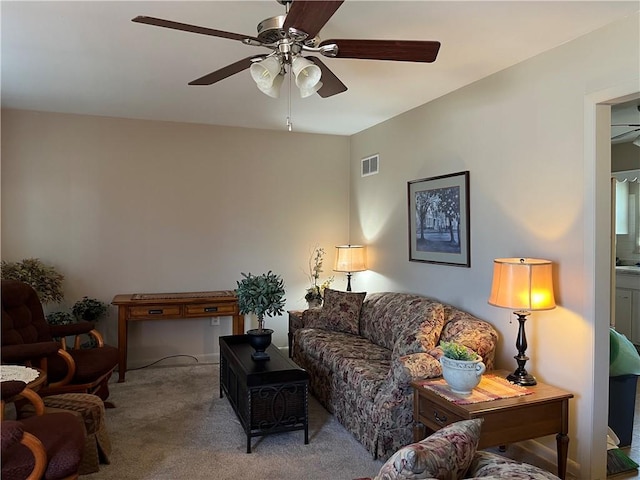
[{"left": 112, "top": 291, "right": 244, "bottom": 382}]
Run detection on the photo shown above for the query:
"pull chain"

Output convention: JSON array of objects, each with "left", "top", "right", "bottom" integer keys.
[{"left": 286, "top": 67, "right": 292, "bottom": 132}]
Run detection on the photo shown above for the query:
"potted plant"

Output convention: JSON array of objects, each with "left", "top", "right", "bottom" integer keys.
[
  {"left": 72, "top": 297, "right": 108, "bottom": 322},
  {"left": 304, "top": 246, "right": 333, "bottom": 308},
  {"left": 1, "top": 258, "right": 64, "bottom": 304},
  {"left": 46, "top": 311, "right": 75, "bottom": 326},
  {"left": 236, "top": 271, "right": 286, "bottom": 360},
  {"left": 439, "top": 340, "right": 486, "bottom": 395}
]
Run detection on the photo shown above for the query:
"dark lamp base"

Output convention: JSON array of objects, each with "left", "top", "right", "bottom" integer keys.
[{"left": 507, "top": 371, "right": 537, "bottom": 386}]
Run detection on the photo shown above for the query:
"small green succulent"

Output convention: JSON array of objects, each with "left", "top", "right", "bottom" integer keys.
[{"left": 440, "top": 341, "right": 478, "bottom": 361}]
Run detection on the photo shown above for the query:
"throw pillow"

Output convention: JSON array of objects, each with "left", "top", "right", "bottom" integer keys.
[
  {"left": 374, "top": 419, "right": 483, "bottom": 480},
  {"left": 306, "top": 288, "right": 366, "bottom": 335}
]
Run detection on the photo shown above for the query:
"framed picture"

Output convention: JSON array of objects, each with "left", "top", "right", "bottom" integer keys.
[{"left": 408, "top": 171, "right": 470, "bottom": 267}]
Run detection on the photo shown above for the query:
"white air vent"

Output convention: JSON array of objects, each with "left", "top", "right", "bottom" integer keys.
[{"left": 361, "top": 154, "right": 379, "bottom": 177}]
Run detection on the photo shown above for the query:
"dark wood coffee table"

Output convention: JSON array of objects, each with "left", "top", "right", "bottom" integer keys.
[{"left": 219, "top": 335, "right": 309, "bottom": 453}]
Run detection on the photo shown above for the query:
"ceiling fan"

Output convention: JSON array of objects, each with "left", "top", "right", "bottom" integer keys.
[
  {"left": 611, "top": 105, "right": 640, "bottom": 145},
  {"left": 132, "top": 0, "right": 441, "bottom": 100},
  {"left": 611, "top": 122, "right": 640, "bottom": 146}
]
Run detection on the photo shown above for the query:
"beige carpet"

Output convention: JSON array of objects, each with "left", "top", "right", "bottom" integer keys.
[{"left": 84, "top": 363, "right": 384, "bottom": 480}]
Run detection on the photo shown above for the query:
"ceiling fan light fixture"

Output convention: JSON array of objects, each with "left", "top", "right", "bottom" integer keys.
[
  {"left": 292, "top": 56, "right": 321, "bottom": 91},
  {"left": 256, "top": 72, "right": 285, "bottom": 98},
  {"left": 250, "top": 56, "right": 282, "bottom": 89},
  {"left": 299, "top": 80, "right": 323, "bottom": 98}
]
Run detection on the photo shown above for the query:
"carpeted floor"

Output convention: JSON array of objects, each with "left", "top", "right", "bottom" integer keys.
[{"left": 85, "top": 363, "right": 384, "bottom": 480}]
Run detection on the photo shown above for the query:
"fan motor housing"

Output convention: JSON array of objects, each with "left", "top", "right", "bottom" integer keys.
[
  {"left": 257, "top": 15, "right": 286, "bottom": 44},
  {"left": 256, "top": 15, "right": 320, "bottom": 47}
]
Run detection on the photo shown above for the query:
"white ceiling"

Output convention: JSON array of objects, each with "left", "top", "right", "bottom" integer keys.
[{"left": 1, "top": 1, "right": 638, "bottom": 136}]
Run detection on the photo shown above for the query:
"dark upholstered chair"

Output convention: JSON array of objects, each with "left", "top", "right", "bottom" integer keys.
[
  {"left": 1, "top": 280, "right": 118, "bottom": 401},
  {"left": 1, "top": 380, "right": 85, "bottom": 480}
]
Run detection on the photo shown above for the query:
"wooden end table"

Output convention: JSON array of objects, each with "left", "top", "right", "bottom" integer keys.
[
  {"left": 412, "top": 370, "right": 573, "bottom": 479},
  {"left": 0, "top": 366, "right": 47, "bottom": 418}
]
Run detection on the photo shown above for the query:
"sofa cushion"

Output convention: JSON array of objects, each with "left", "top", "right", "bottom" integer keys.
[
  {"left": 374, "top": 419, "right": 482, "bottom": 480},
  {"left": 359, "top": 292, "right": 446, "bottom": 354},
  {"left": 295, "top": 329, "right": 390, "bottom": 371},
  {"left": 392, "top": 301, "right": 445, "bottom": 357},
  {"left": 308, "top": 288, "right": 366, "bottom": 335}
]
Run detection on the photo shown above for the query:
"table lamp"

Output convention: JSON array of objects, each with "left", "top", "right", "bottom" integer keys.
[
  {"left": 488, "top": 257, "right": 556, "bottom": 386},
  {"left": 334, "top": 245, "right": 367, "bottom": 292}
]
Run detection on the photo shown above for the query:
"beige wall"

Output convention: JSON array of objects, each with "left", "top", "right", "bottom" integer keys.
[
  {"left": 349, "top": 12, "right": 639, "bottom": 479},
  {"left": 1, "top": 110, "right": 350, "bottom": 363}
]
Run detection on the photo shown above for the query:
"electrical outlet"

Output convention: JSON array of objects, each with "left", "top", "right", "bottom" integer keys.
[{"left": 210, "top": 318, "right": 220, "bottom": 326}]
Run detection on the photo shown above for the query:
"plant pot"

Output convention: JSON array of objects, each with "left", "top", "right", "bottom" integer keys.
[
  {"left": 440, "top": 355, "right": 486, "bottom": 395},
  {"left": 307, "top": 299, "right": 322, "bottom": 309},
  {"left": 247, "top": 328, "right": 274, "bottom": 361}
]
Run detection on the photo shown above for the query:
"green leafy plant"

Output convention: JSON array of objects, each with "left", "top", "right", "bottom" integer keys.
[
  {"left": 236, "top": 271, "right": 286, "bottom": 331},
  {"left": 45, "top": 311, "right": 75, "bottom": 326},
  {"left": 440, "top": 341, "right": 478, "bottom": 361},
  {"left": 1, "top": 258, "right": 64, "bottom": 304},
  {"left": 72, "top": 297, "right": 108, "bottom": 322}
]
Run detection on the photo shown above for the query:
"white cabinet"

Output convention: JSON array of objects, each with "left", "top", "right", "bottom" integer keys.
[
  {"left": 615, "top": 270, "right": 640, "bottom": 345},
  {"left": 615, "top": 288, "right": 633, "bottom": 340}
]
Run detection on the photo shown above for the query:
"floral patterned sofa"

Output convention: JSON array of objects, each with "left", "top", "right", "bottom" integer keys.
[
  {"left": 367, "top": 419, "right": 560, "bottom": 479},
  {"left": 292, "top": 290, "right": 499, "bottom": 461}
]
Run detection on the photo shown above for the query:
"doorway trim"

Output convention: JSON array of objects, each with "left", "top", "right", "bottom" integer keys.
[{"left": 585, "top": 80, "right": 640, "bottom": 478}]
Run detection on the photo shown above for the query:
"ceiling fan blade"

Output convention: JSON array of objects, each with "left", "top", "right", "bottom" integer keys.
[
  {"left": 611, "top": 127, "right": 640, "bottom": 140},
  {"left": 283, "top": 1, "right": 344, "bottom": 39},
  {"left": 132, "top": 16, "right": 260, "bottom": 43},
  {"left": 189, "top": 56, "right": 264, "bottom": 86},
  {"left": 305, "top": 57, "right": 347, "bottom": 98},
  {"left": 320, "top": 39, "right": 441, "bottom": 63}
]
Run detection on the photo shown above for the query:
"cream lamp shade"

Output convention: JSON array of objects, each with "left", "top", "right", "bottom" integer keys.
[
  {"left": 334, "top": 245, "right": 367, "bottom": 292},
  {"left": 487, "top": 257, "right": 555, "bottom": 386},
  {"left": 334, "top": 245, "right": 367, "bottom": 273},
  {"left": 488, "top": 258, "right": 556, "bottom": 311}
]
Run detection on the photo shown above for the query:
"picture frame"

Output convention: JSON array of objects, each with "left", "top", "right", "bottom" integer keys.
[{"left": 408, "top": 171, "right": 470, "bottom": 267}]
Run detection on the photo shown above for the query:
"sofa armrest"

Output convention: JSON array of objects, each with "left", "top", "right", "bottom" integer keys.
[
  {"left": 438, "top": 314, "right": 499, "bottom": 370},
  {"left": 377, "top": 353, "right": 442, "bottom": 403},
  {"left": 301, "top": 308, "right": 322, "bottom": 327},
  {"left": 467, "top": 451, "right": 560, "bottom": 479}
]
